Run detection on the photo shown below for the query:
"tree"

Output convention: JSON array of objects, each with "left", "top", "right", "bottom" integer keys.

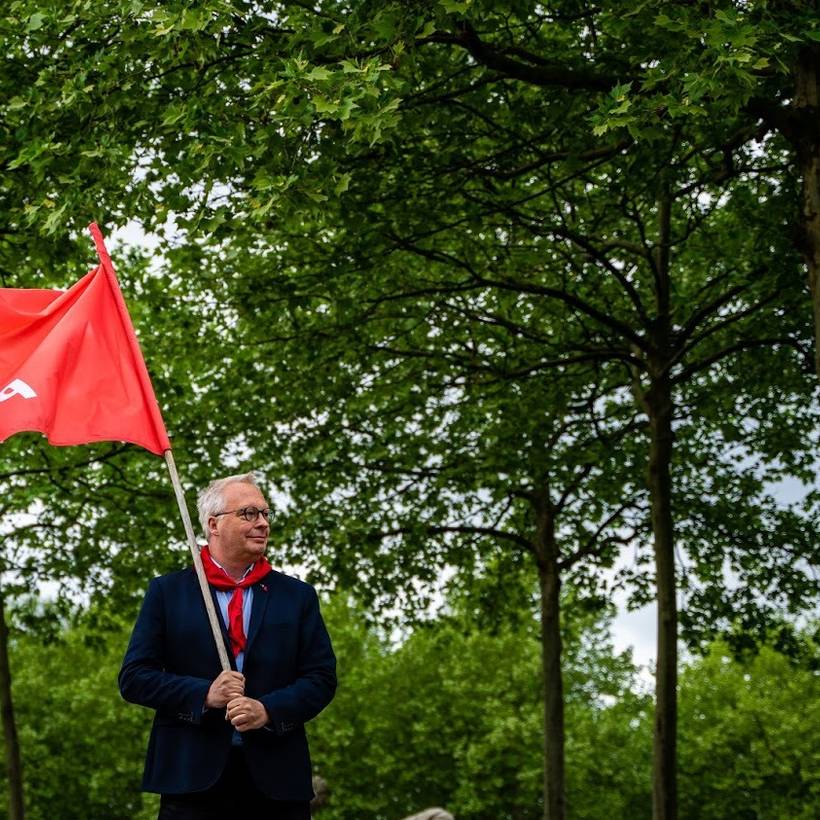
[
  {"left": 0, "top": 604, "right": 157, "bottom": 820},
  {"left": 308, "top": 593, "right": 652, "bottom": 819},
  {"left": 677, "top": 638, "right": 820, "bottom": 820},
  {"left": 2, "top": 4, "right": 819, "bottom": 819},
  {"left": 310, "top": 598, "right": 820, "bottom": 819},
  {"left": 214, "top": 26, "right": 817, "bottom": 820}
]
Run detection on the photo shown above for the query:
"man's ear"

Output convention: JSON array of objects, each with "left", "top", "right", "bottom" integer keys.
[{"left": 208, "top": 516, "right": 219, "bottom": 537}]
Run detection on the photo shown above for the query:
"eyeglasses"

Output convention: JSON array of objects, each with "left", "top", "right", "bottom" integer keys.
[{"left": 213, "top": 506, "right": 271, "bottom": 523}]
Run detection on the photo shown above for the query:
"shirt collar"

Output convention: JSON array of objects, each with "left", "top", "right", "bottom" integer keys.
[{"left": 208, "top": 554, "right": 255, "bottom": 582}]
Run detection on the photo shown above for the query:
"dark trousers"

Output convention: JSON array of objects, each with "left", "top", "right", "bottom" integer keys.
[{"left": 157, "top": 748, "right": 311, "bottom": 820}]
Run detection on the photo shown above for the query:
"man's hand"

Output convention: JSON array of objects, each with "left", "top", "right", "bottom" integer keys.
[
  {"left": 205, "top": 671, "right": 245, "bottom": 709},
  {"left": 226, "top": 696, "right": 269, "bottom": 732}
]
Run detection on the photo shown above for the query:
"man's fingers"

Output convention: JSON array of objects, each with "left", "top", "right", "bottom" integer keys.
[
  {"left": 206, "top": 671, "right": 245, "bottom": 709},
  {"left": 224, "top": 696, "right": 265, "bottom": 732},
  {"left": 220, "top": 676, "right": 244, "bottom": 699},
  {"left": 232, "top": 714, "right": 254, "bottom": 732},
  {"left": 229, "top": 709, "right": 247, "bottom": 728},
  {"left": 226, "top": 697, "right": 241, "bottom": 721},
  {"left": 226, "top": 677, "right": 244, "bottom": 695},
  {"left": 226, "top": 697, "right": 253, "bottom": 729}
]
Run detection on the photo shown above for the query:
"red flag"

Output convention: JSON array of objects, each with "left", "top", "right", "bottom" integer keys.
[{"left": 0, "top": 224, "right": 171, "bottom": 455}]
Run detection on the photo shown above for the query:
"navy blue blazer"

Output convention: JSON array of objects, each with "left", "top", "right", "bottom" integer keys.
[{"left": 119, "top": 566, "right": 336, "bottom": 801}]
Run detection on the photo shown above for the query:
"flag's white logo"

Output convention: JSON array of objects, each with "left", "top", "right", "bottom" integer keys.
[{"left": 0, "top": 379, "right": 37, "bottom": 403}]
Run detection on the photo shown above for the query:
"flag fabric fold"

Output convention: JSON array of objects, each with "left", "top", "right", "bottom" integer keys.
[{"left": 0, "top": 224, "right": 171, "bottom": 455}]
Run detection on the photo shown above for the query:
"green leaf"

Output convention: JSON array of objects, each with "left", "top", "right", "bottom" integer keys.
[
  {"left": 610, "top": 81, "right": 633, "bottom": 100},
  {"left": 334, "top": 173, "right": 351, "bottom": 195},
  {"left": 306, "top": 66, "right": 333, "bottom": 82},
  {"left": 417, "top": 20, "right": 436, "bottom": 39},
  {"left": 27, "top": 12, "right": 45, "bottom": 31},
  {"left": 313, "top": 95, "right": 339, "bottom": 114}
]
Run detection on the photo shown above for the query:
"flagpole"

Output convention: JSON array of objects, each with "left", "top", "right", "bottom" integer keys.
[
  {"left": 85, "top": 223, "right": 230, "bottom": 673},
  {"left": 164, "top": 449, "right": 231, "bottom": 672}
]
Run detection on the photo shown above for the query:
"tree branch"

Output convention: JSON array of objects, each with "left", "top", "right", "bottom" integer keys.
[
  {"left": 424, "top": 22, "right": 621, "bottom": 92},
  {"left": 672, "top": 337, "right": 808, "bottom": 384}
]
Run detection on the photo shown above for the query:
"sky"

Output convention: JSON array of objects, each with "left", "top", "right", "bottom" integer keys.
[{"left": 611, "top": 599, "right": 656, "bottom": 679}]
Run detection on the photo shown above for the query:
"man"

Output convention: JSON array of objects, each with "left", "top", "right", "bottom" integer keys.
[{"left": 119, "top": 472, "right": 336, "bottom": 819}]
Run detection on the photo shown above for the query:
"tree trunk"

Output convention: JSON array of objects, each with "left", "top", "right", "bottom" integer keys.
[
  {"left": 0, "top": 585, "right": 25, "bottom": 820},
  {"left": 534, "top": 497, "right": 565, "bottom": 820},
  {"left": 794, "top": 42, "right": 820, "bottom": 379},
  {"left": 646, "top": 379, "right": 677, "bottom": 820},
  {"left": 646, "top": 189, "right": 677, "bottom": 820}
]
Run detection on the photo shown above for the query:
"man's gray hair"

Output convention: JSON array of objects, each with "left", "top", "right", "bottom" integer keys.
[{"left": 196, "top": 472, "right": 261, "bottom": 539}]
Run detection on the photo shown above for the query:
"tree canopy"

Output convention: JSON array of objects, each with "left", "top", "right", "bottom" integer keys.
[{"left": 0, "top": 3, "right": 818, "bottom": 819}]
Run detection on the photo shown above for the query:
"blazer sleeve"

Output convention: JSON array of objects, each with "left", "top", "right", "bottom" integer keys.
[
  {"left": 258, "top": 585, "right": 336, "bottom": 731},
  {"left": 118, "top": 577, "right": 213, "bottom": 724}
]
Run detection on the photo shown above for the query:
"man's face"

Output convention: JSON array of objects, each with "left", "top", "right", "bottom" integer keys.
[{"left": 208, "top": 482, "right": 269, "bottom": 567}]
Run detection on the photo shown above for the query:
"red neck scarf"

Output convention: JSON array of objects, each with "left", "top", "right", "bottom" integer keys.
[{"left": 200, "top": 547, "right": 272, "bottom": 657}]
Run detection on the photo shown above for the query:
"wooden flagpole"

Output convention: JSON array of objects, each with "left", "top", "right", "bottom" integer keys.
[{"left": 164, "top": 449, "right": 231, "bottom": 672}]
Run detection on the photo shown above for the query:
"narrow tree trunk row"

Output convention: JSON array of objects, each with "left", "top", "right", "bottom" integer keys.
[
  {"left": 646, "top": 386, "right": 677, "bottom": 820},
  {"left": 647, "top": 188, "right": 677, "bottom": 820},
  {"left": 794, "top": 43, "right": 820, "bottom": 379},
  {"left": 534, "top": 495, "right": 565, "bottom": 820}
]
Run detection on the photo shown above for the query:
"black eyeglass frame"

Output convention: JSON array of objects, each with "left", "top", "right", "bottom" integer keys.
[{"left": 212, "top": 506, "right": 272, "bottom": 522}]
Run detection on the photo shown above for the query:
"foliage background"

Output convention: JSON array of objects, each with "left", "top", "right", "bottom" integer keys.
[
  {"left": 0, "top": 600, "right": 817, "bottom": 819},
  {"left": 1, "top": 1, "right": 819, "bottom": 818}
]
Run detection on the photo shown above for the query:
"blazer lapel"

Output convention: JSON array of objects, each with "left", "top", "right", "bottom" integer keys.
[{"left": 244, "top": 572, "right": 272, "bottom": 655}]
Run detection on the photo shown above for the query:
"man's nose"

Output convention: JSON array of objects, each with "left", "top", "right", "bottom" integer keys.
[{"left": 253, "top": 514, "right": 269, "bottom": 530}]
